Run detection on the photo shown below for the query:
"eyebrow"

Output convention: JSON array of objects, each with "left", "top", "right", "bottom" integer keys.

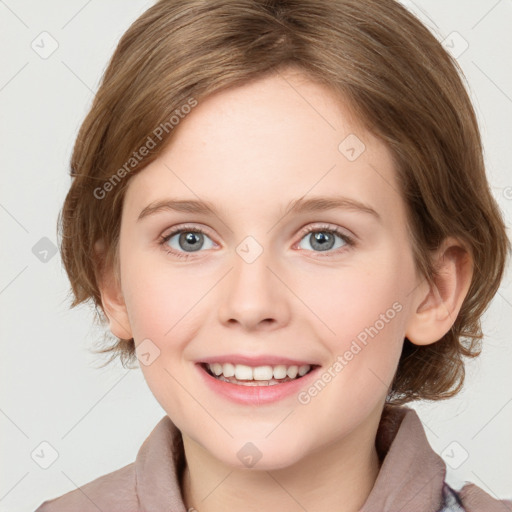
[{"left": 137, "top": 195, "right": 381, "bottom": 222}]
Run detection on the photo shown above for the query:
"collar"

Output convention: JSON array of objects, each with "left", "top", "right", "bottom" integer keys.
[
  {"left": 134, "top": 404, "right": 446, "bottom": 512},
  {"left": 135, "top": 414, "right": 186, "bottom": 511},
  {"left": 360, "top": 404, "right": 446, "bottom": 511}
]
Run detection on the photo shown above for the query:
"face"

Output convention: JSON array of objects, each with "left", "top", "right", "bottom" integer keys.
[{"left": 114, "top": 67, "right": 424, "bottom": 470}]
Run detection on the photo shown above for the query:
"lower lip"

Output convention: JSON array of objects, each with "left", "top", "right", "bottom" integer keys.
[{"left": 195, "top": 363, "right": 321, "bottom": 405}]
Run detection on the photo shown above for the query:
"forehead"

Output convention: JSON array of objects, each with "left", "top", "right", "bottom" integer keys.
[{"left": 123, "top": 70, "right": 404, "bottom": 226}]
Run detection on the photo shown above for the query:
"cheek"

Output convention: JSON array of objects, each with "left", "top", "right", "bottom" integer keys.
[
  {"left": 301, "top": 262, "right": 406, "bottom": 341},
  {"left": 121, "top": 263, "right": 203, "bottom": 410},
  {"left": 298, "top": 259, "right": 411, "bottom": 392},
  {"left": 122, "top": 258, "right": 206, "bottom": 342}
]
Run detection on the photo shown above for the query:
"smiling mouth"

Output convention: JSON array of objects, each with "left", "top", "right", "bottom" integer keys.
[{"left": 200, "top": 362, "right": 318, "bottom": 386}]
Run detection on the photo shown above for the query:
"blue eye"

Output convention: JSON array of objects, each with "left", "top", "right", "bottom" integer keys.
[
  {"left": 159, "top": 226, "right": 215, "bottom": 259},
  {"left": 158, "top": 223, "right": 355, "bottom": 260},
  {"left": 296, "top": 225, "right": 354, "bottom": 255}
]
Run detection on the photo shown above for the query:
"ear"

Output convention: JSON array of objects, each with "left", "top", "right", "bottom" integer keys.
[
  {"left": 405, "top": 236, "right": 473, "bottom": 346},
  {"left": 94, "top": 239, "right": 133, "bottom": 340}
]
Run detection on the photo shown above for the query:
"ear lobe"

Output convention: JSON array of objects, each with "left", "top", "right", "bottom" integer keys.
[
  {"left": 405, "top": 237, "right": 473, "bottom": 346},
  {"left": 94, "top": 239, "right": 133, "bottom": 340}
]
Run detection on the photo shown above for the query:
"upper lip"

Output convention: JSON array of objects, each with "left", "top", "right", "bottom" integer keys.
[{"left": 198, "top": 354, "right": 319, "bottom": 367}]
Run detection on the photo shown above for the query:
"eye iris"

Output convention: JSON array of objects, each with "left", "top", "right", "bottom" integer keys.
[
  {"left": 310, "top": 231, "right": 334, "bottom": 251},
  {"left": 179, "top": 232, "right": 204, "bottom": 252},
  {"left": 171, "top": 229, "right": 342, "bottom": 254}
]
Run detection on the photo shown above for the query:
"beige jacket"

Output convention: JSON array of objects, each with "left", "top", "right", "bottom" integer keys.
[{"left": 35, "top": 405, "right": 511, "bottom": 511}]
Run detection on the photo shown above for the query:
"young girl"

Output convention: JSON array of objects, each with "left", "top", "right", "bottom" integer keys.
[{"left": 36, "top": 0, "right": 511, "bottom": 510}]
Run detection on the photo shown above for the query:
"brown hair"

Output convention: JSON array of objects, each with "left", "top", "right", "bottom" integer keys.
[{"left": 58, "top": 0, "right": 510, "bottom": 404}]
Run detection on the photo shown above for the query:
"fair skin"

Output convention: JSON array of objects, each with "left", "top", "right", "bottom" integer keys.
[{"left": 97, "top": 67, "right": 472, "bottom": 512}]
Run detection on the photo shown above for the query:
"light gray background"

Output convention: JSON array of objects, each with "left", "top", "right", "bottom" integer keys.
[{"left": 1, "top": 1, "right": 511, "bottom": 510}]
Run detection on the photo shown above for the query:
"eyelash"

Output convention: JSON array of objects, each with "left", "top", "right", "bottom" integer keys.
[{"left": 158, "top": 223, "right": 355, "bottom": 260}]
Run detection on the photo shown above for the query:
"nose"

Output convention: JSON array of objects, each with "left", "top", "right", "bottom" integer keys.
[{"left": 217, "top": 245, "right": 291, "bottom": 332}]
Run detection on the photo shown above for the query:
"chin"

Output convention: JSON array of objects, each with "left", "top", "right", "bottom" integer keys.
[{"left": 211, "top": 438, "right": 309, "bottom": 472}]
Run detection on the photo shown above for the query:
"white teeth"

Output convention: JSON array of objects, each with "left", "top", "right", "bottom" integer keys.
[
  {"left": 273, "top": 365, "right": 287, "bottom": 379},
  {"left": 211, "top": 363, "right": 223, "bottom": 376},
  {"left": 253, "top": 365, "right": 273, "bottom": 380},
  {"left": 286, "top": 365, "right": 298, "bottom": 379},
  {"left": 234, "top": 364, "right": 253, "bottom": 380},
  {"left": 223, "top": 363, "right": 235, "bottom": 378},
  {"left": 298, "top": 365, "right": 310, "bottom": 377},
  {"left": 206, "top": 362, "right": 312, "bottom": 381}
]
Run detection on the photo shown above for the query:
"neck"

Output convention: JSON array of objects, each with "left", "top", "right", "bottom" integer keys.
[{"left": 180, "top": 410, "right": 383, "bottom": 512}]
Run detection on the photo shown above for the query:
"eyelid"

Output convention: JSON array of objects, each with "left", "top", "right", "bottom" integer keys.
[
  {"left": 293, "top": 223, "right": 356, "bottom": 252},
  {"left": 296, "top": 222, "right": 353, "bottom": 239},
  {"left": 159, "top": 221, "right": 356, "bottom": 258},
  {"left": 161, "top": 223, "right": 217, "bottom": 242}
]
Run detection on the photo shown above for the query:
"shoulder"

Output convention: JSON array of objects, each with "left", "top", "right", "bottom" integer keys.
[
  {"left": 33, "top": 462, "right": 139, "bottom": 512},
  {"left": 452, "top": 482, "right": 512, "bottom": 512}
]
